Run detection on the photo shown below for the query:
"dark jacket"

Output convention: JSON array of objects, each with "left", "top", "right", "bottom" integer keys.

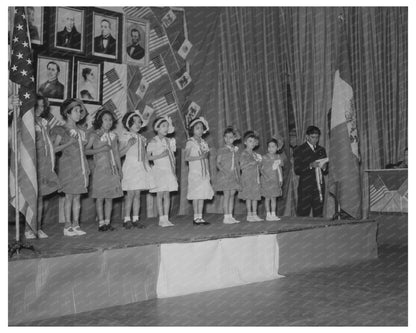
[
  {"left": 126, "top": 44, "right": 145, "bottom": 60},
  {"left": 94, "top": 34, "right": 116, "bottom": 55},
  {"left": 56, "top": 27, "right": 81, "bottom": 49}
]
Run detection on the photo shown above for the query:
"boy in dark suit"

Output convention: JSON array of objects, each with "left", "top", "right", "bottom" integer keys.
[{"left": 294, "top": 126, "right": 328, "bottom": 217}]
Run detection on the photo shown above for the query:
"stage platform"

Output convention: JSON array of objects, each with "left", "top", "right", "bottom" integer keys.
[{"left": 9, "top": 214, "right": 378, "bottom": 325}]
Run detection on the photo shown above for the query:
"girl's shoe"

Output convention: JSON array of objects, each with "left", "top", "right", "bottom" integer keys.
[
  {"left": 266, "top": 214, "right": 275, "bottom": 221},
  {"left": 252, "top": 215, "right": 264, "bottom": 222},
  {"left": 37, "top": 230, "right": 48, "bottom": 238},
  {"left": 193, "top": 218, "right": 204, "bottom": 225},
  {"left": 98, "top": 225, "right": 108, "bottom": 232},
  {"left": 223, "top": 216, "right": 237, "bottom": 224},
  {"left": 159, "top": 220, "right": 174, "bottom": 227},
  {"left": 63, "top": 227, "right": 77, "bottom": 237},
  {"left": 25, "top": 230, "right": 37, "bottom": 239},
  {"left": 231, "top": 216, "right": 240, "bottom": 223},
  {"left": 271, "top": 214, "right": 281, "bottom": 221},
  {"left": 106, "top": 224, "right": 115, "bottom": 231},
  {"left": 247, "top": 215, "right": 256, "bottom": 222},
  {"left": 199, "top": 218, "right": 210, "bottom": 225},
  {"left": 123, "top": 221, "right": 133, "bottom": 229},
  {"left": 73, "top": 226, "right": 87, "bottom": 236}
]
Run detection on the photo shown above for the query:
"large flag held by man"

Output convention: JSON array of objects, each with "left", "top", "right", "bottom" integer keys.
[
  {"left": 9, "top": 7, "right": 38, "bottom": 233},
  {"left": 329, "top": 17, "right": 362, "bottom": 219}
]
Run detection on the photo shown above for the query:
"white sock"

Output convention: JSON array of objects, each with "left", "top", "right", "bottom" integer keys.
[
  {"left": 124, "top": 216, "right": 131, "bottom": 223},
  {"left": 266, "top": 212, "right": 271, "bottom": 217},
  {"left": 194, "top": 214, "right": 199, "bottom": 220},
  {"left": 99, "top": 220, "right": 105, "bottom": 226},
  {"left": 159, "top": 215, "right": 165, "bottom": 222},
  {"left": 104, "top": 219, "right": 110, "bottom": 225},
  {"left": 271, "top": 212, "right": 276, "bottom": 216},
  {"left": 132, "top": 215, "right": 139, "bottom": 222}
]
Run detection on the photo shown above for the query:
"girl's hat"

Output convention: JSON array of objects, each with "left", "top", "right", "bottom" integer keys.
[
  {"left": 125, "top": 110, "right": 149, "bottom": 129},
  {"left": 153, "top": 116, "right": 175, "bottom": 134},
  {"left": 243, "top": 130, "right": 259, "bottom": 141},
  {"left": 60, "top": 98, "right": 87, "bottom": 119},
  {"left": 188, "top": 116, "right": 209, "bottom": 134}
]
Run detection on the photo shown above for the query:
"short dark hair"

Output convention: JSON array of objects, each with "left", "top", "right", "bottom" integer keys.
[
  {"left": 35, "top": 94, "right": 50, "bottom": 119},
  {"left": 131, "top": 28, "right": 140, "bottom": 37},
  {"left": 122, "top": 111, "right": 140, "bottom": 131},
  {"left": 306, "top": 125, "right": 321, "bottom": 136},
  {"left": 223, "top": 127, "right": 235, "bottom": 137},
  {"left": 47, "top": 61, "right": 60, "bottom": 73},
  {"left": 93, "top": 109, "right": 117, "bottom": 130},
  {"left": 82, "top": 67, "right": 92, "bottom": 80},
  {"left": 101, "top": 19, "right": 111, "bottom": 28},
  {"left": 267, "top": 138, "right": 278, "bottom": 147},
  {"left": 188, "top": 120, "right": 207, "bottom": 137},
  {"left": 243, "top": 130, "right": 258, "bottom": 142}
]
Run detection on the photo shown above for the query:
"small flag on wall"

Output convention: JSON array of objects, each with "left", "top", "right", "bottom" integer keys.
[
  {"left": 178, "top": 39, "right": 193, "bottom": 60},
  {"left": 123, "top": 7, "right": 153, "bottom": 19},
  {"left": 140, "top": 55, "right": 168, "bottom": 84},
  {"left": 175, "top": 71, "right": 192, "bottom": 90},
  {"left": 149, "top": 26, "right": 169, "bottom": 51},
  {"left": 103, "top": 68, "right": 124, "bottom": 97},
  {"left": 161, "top": 9, "right": 176, "bottom": 28},
  {"left": 185, "top": 101, "right": 201, "bottom": 126},
  {"left": 153, "top": 91, "right": 178, "bottom": 117},
  {"left": 136, "top": 77, "right": 149, "bottom": 100},
  {"left": 142, "top": 105, "right": 155, "bottom": 124},
  {"left": 103, "top": 99, "right": 122, "bottom": 119}
]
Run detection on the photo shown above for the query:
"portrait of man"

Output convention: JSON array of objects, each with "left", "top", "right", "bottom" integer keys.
[
  {"left": 55, "top": 7, "right": 83, "bottom": 51},
  {"left": 125, "top": 18, "right": 149, "bottom": 66},
  {"left": 94, "top": 17, "right": 117, "bottom": 57},
  {"left": 27, "top": 7, "right": 40, "bottom": 42},
  {"left": 126, "top": 28, "right": 145, "bottom": 60},
  {"left": 38, "top": 61, "right": 65, "bottom": 100}
]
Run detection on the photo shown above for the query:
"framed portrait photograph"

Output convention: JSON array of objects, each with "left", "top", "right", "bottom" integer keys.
[
  {"left": 74, "top": 59, "right": 102, "bottom": 104},
  {"left": 54, "top": 7, "right": 85, "bottom": 53},
  {"left": 92, "top": 8, "right": 123, "bottom": 61},
  {"left": 26, "top": 6, "right": 44, "bottom": 45},
  {"left": 125, "top": 17, "right": 149, "bottom": 67},
  {"left": 36, "top": 55, "right": 71, "bottom": 104}
]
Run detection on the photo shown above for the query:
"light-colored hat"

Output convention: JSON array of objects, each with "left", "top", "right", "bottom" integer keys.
[
  {"left": 125, "top": 110, "right": 149, "bottom": 129},
  {"left": 188, "top": 116, "right": 209, "bottom": 134},
  {"left": 60, "top": 98, "right": 87, "bottom": 120},
  {"left": 153, "top": 116, "right": 175, "bottom": 134}
]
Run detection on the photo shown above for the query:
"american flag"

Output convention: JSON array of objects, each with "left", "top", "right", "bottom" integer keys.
[
  {"left": 102, "top": 99, "right": 122, "bottom": 120},
  {"left": 369, "top": 176, "right": 389, "bottom": 207},
  {"left": 153, "top": 91, "right": 178, "bottom": 117},
  {"left": 123, "top": 7, "right": 153, "bottom": 19},
  {"left": 149, "top": 26, "right": 169, "bottom": 51},
  {"left": 103, "top": 68, "right": 124, "bottom": 98},
  {"left": 9, "top": 7, "right": 38, "bottom": 232},
  {"left": 140, "top": 55, "right": 168, "bottom": 84},
  {"left": 45, "top": 112, "right": 65, "bottom": 128}
]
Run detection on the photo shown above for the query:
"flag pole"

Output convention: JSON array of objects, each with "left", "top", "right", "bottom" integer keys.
[{"left": 12, "top": 83, "right": 20, "bottom": 243}]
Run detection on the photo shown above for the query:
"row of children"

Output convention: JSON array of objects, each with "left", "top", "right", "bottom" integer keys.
[{"left": 28, "top": 96, "right": 285, "bottom": 238}]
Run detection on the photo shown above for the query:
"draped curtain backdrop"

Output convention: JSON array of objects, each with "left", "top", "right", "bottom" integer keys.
[{"left": 193, "top": 7, "right": 407, "bottom": 217}]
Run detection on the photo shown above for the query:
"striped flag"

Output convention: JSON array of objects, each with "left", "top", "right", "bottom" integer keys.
[
  {"left": 329, "top": 17, "right": 362, "bottom": 219},
  {"left": 140, "top": 55, "right": 168, "bottom": 84},
  {"left": 9, "top": 7, "right": 38, "bottom": 231},
  {"left": 369, "top": 177, "right": 388, "bottom": 207},
  {"left": 149, "top": 26, "right": 169, "bottom": 51},
  {"left": 153, "top": 91, "right": 178, "bottom": 117},
  {"left": 102, "top": 99, "right": 122, "bottom": 120},
  {"left": 123, "top": 7, "right": 153, "bottom": 18},
  {"left": 45, "top": 112, "right": 65, "bottom": 128},
  {"left": 103, "top": 68, "right": 124, "bottom": 98}
]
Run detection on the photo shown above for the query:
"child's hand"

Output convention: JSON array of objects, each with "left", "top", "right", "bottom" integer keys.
[
  {"left": 101, "top": 144, "right": 111, "bottom": 152},
  {"left": 128, "top": 137, "right": 137, "bottom": 146}
]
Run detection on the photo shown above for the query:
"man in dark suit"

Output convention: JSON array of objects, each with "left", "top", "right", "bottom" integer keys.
[
  {"left": 294, "top": 125, "right": 328, "bottom": 217},
  {"left": 126, "top": 29, "right": 145, "bottom": 60},
  {"left": 94, "top": 19, "right": 116, "bottom": 56},
  {"left": 56, "top": 13, "right": 81, "bottom": 49},
  {"left": 38, "top": 62, "right": 64, "bottom": 100}
]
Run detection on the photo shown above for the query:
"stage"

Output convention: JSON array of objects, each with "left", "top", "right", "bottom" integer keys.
[{"left": 9, "top": 214, "right": 378, "bottom": 325}]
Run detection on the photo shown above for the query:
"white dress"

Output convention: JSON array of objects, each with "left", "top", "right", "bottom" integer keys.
[
  {"left": 186, "top": 137, "right": 214, "bottom": 200},
  {"left": 147, "top": 136, "right": 178, "bottom": 193},
  {"left": 120, "top": 132, "right": 154, "bottom": 191}
]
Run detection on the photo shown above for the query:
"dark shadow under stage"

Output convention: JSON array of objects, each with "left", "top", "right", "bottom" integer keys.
[{"left": 9, "top": 214, "right": 378, "bottom": 325}]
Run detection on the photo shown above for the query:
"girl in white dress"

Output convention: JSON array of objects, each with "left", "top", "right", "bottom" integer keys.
[
  {"left": 147, "top": 116, "right": 178, "bottom": 227},
  {"left": 185, "top": 117, "right": 214, "bottom": 225},
  {"left": 119, "top": 111, "right": 153, "bottom": 229}
]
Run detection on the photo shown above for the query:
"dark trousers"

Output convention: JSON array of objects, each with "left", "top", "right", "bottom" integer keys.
[{"left": 296, "top": 181, "right": 324, "bottom": 217}]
